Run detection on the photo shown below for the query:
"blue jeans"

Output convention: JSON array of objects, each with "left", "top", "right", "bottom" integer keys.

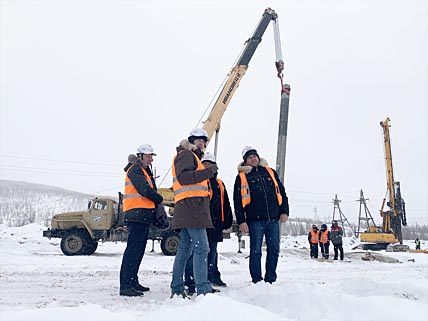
[
  {"left": 171, "top": 228, "right": 212, "bottom": 295},
  {"left": 248, "top": 220, "right": 280, "bottom": 284}
]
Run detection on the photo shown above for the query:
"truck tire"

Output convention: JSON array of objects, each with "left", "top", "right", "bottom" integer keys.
[
  {"left": 160, "top": 231, "right": 180, "bottom": 256},
  {"left": 60, "top": 230, "right": 90, "bottom": 256},
  {"left": 82, "top": 239, "right": 98, "bottom": 255}
]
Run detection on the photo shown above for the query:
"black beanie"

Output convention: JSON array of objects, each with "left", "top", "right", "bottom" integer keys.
[{"left": 243, "top": 149, "right": 259, "bottom": 162}]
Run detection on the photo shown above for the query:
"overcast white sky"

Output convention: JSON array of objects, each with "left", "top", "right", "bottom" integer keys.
[{"left": 1, "top": 0, "right": 427, "bottom": 225}]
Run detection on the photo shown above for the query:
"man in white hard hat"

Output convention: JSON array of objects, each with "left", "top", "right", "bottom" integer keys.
[
  {"left": 233, "top": 146, "right": 289, "bottom": 284},
  {"left": 170, "top": 128, "right": 219, "bottom": 297},
  {"left": 184, "top": 152, "right": 233, "bottom": 295},
  {"left": 119, "top": 144, "right": 164, "bottom": 296}
]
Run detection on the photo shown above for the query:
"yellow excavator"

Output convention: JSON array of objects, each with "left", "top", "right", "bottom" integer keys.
[{"left": 360, "top": 118, "right": 408, "bottom": 251}]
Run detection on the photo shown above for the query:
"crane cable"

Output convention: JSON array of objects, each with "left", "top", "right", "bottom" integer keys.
[{"left": 273, "top": 18, "right": 289, "bottom": 94}]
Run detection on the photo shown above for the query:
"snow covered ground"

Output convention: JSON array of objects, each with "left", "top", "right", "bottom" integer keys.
[{"left": 0, "top": 224, "right": 427, "bottom": 321}]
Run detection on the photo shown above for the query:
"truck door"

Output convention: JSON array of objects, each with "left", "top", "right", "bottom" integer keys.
[{"left": 89, "top": 200, "right": 110, "bottom": 230}]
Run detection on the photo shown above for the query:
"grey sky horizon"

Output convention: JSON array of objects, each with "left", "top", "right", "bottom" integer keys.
[{"left": 1, "top": 0, "right": 427, "bottom": 225}]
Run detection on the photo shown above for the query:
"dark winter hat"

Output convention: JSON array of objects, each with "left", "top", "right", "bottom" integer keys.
[
  {"left": 242, "top": 146, "right": 260, "bottom": 162},
  {"left": 321, "top": 224, "right": 327, "bottom": 230}
]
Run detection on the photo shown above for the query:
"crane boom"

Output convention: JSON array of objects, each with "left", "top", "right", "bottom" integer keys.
[{"left": 202, "top": 8, "right": 278, "bottom": 144}]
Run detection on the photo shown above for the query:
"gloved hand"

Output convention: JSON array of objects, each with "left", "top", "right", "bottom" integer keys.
[{"left": 206, "top": 164, "right": 218, "bottom": 176}]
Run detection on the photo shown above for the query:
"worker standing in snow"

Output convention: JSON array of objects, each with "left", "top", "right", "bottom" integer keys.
[
  {"left": 331, "top": 220, "right": 344, "bottom": 260},
  {"left": 233, "top": 146, "right": 289, "bottom": 284},
  {"left": 415, "top": 238, "right": 421, "bottom": 250},
  {"left": 184, "top": 152, "right": 233, "bottom": 295},
  {"left": 202, "top": 152, "right": 233, "bottom": 287},
  {"left": 170, "top": 128, "right": 219, "bottom": 297},
  {"left": 308, "top": 224, "right": 319, "bottom": 258},
  {"left": 319, "top": 223, "right": 331, "bottom": 259},
  {"left": 119, "top": 144, "right": 164, "bottom": 297}
]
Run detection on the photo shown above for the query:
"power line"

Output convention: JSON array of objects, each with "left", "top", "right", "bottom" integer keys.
[
  {"left": 0, "top": 166, "right": 121, "bottom": 178},
  {"left": 0, "top": 154, "right": 120, "bottom": 167}
]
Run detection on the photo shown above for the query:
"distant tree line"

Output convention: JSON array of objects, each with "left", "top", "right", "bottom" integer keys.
[
  {"left": 0, "top": 180, "right": 92, "bottom": 227},
  {"left": 1, "top": 180, "right": 427, "bottom": 240}
]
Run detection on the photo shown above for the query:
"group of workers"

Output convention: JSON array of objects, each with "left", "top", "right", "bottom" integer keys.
[
  {"left": 308, "top": 220, "right": 344, "bottom": 260},
  {"left": 118, "top": 128, "right": 290, "bottom": 298}
]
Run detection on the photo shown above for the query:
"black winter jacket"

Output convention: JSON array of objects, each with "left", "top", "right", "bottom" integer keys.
[
  {"left": 123, "top": 154, "right": 163, "bottom": 224},
  {"left": 330, "top": 226, "right": 343, "bottom": 245},
  {"left": 207, "top": 175, "right": 233, "bottom": 242},
  {"left": 233, "top": 158, "right": 289, "bottom": 225}
]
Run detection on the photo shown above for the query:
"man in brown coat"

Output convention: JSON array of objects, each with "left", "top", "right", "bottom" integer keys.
[{"left": 170, "top": 128, "right": 218, "bottom": 297}]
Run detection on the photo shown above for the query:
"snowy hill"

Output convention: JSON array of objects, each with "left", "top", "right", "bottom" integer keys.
[
  {"left": 0, "top": 180, "right": 95, "bottom": 227},
  {"left": 0, "top": 223, "right": 427, "bottom": 321}
]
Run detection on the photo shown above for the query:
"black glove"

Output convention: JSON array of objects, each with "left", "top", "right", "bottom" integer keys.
[{"left": 206, "top": 164, "right": 218, "bottom": 176}]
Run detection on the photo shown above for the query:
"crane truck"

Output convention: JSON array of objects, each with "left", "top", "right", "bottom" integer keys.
[
  {"left": 359, "top": 118, "right": 409, "bottom": 251},
  {"left": 159, "top": 6, "right": 285, "bottom": 202},
  {"left": 43, "top": 7, "right": 286, "bottom": 256}
]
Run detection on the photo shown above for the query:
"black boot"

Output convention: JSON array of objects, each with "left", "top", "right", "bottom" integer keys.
[
  {"left": 120, "top": 287, "right": 144, "bottom": 297},
  {"left": 135, "top": 284, "right": 150, "bottom": 292}
]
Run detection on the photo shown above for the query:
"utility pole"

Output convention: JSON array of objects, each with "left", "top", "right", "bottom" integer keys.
[
  {"left": 332, "top": 194, "right": 356, "bottom": 237},
  {"left": 356, "top": 189, "right": 377, "bottom": 236},
  {"left": 313, "top": 205, "right": 319, "bottom": 223}
]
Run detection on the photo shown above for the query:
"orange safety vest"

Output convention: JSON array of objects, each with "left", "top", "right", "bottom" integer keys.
[
  {"left": 320, "top": 230, "right": 329, "bottom": 243},
  {"left": 172, "top": 151, "right": 209, "bottom": 203},
  {"left": 239, "top": 167, "right": 282, "bottom": 208},
  {"left": 310, "top": 230, "right": 319, "bottom": 244},
  {"left": 123, "top": 165, "right": 156, "bottom": 211},
  {"left": 208, "top": 178, "right": 225, "bottom": 222}
]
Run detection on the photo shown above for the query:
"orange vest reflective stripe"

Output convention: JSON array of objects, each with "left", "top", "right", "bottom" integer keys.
[
  {"left": 310, "top": 230, "right": 319, "bottom": 244},
  {"left": 320, "top": 230, "right": 329, "bottom": 243},
  {"left": 123, "top": 165, "right": 156, "bottom": 211},
  {"left": 239, "top": 167, "right": 282, "bottom": 208},
  {"left": 216, "top": 178, "right": 225, "bottom": 222},
  {"left": 172, "top": 151, "right": 209, "bottom": 202}
]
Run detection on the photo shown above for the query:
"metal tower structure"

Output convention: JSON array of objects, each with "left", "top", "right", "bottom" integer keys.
[
  {"left": 332, "top": 194, "right": 356, "bottom": 236},
  {"left": 356, "top": 189, "right": 377, "bottom": 236}
]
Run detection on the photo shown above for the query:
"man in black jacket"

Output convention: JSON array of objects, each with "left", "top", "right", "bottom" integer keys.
[
  {"left": 119, "top": 144, "right": 163, "bottom": 297},
  {"left": 202, "top": 152, "right": 233, "bottom": 287},
  {"left": 233, "top": 146, "right": 289, "bottom": 284}
]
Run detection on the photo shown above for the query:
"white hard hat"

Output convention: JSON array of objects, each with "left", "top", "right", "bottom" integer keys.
[
  {"left": 137, "top": 144, "right": 157, "bottom": 156},
  {"left": 201, "top": 152, "right": 216, "bottom": 163},
  {"left": 241, "top": 146, "right": 259, "bottom": 160},
  {"left": 188, "top": 128, "right": 208, "bottom": 143}
]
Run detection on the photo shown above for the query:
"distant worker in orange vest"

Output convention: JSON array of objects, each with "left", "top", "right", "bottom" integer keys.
[
  {"left": 119, "top": 144, "right": 164, "bottom": 297},
  {"left": 170, "top": 128, "right": 219, "bottom": 298},
  {"left": 233, "top": 146, "right": 289, "bottom": 284},
  {"left": 319, "top": 223, "right": 331, "bottom": 259},
  {"left": 308, "top": 224, "right": 319, "bottom": 258}
]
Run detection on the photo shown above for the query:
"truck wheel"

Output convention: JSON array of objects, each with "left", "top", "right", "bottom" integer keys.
[
  {"left": 60, "top": 230, "right": 88, "bottom": 256},
  {"left": 83, "top": 240, "right": 98, "bottom": 255},
  {"left": 160, "top": 231, "right": 180, "bottom": 256}
]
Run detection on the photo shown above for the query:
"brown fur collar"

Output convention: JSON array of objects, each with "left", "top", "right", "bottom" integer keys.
[
  {"left": 178, "top": 139, "right": 197, "bottom": 151},
  {"left": 128, "top": 154, "right": 148, "bottom": 168},
  {"left": 237, "top": 158, "right": 269, "bottom": 174}
]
